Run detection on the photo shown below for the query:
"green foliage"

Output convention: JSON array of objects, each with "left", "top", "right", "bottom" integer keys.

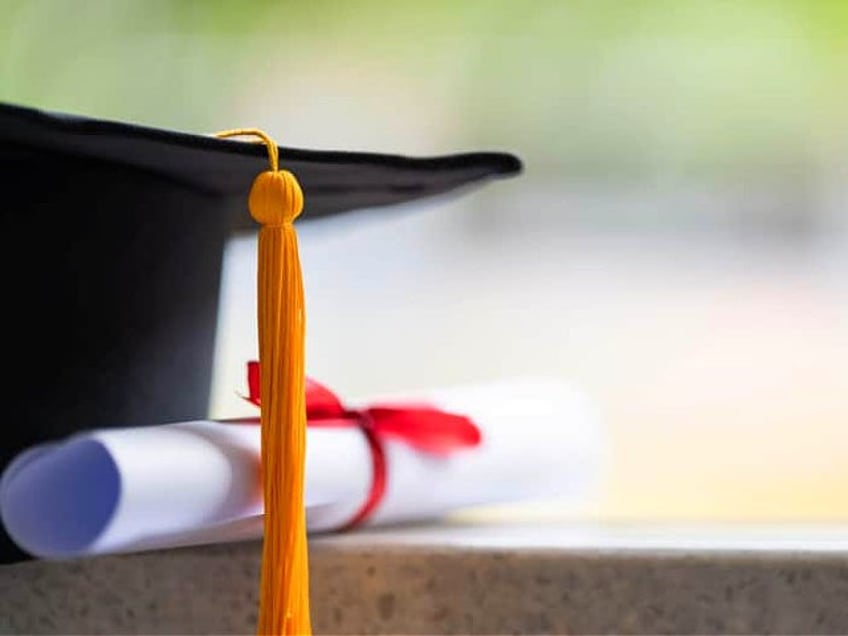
[{"left": 1, "top": 0, "right": 846, "bottom": 176}]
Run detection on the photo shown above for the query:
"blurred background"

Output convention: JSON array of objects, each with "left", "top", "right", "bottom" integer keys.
[{"left": 3, "top": 0, "right": 847, "bottom": 523}]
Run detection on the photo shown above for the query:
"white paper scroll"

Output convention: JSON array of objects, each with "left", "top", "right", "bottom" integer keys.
[{"left": 1, "top": 379, "right": 603, "bottom": 558}]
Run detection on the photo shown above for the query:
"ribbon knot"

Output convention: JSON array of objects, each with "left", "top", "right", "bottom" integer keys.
[
  {"left": 246, "top": 361, "right": 482, "bottom": 455},
  {"left": 245, "top": 361, "right": 482, "bottom": 529}
]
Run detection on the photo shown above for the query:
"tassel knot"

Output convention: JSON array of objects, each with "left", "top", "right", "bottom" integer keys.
[{"left": 249, "top": 170, "right": 304, "bottom": 226}]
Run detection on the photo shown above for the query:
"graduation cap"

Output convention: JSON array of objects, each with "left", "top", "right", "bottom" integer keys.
[{"left": 0, "top": 102, "right": 521, "bottom": 632}]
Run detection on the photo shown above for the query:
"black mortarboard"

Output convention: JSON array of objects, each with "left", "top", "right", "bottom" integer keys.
[{"left": 0, "top": 102, "right": 520, "bottom": 562}]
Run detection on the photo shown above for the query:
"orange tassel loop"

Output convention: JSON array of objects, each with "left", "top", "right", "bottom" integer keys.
[{"left": 215, "top": 129, "right": 311, "bottom": 636}]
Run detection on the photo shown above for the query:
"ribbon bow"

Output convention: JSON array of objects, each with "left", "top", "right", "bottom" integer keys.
[
  {"left": 245, "top": 361, "right": 482, "bottom": 528},
  {"left": 246, "top": 361, "right": 481, "bottom": 455}
]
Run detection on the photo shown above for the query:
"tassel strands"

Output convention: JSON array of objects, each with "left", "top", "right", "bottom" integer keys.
[{"left": 214, "top": 129, "right": 311, "bottom": 636}]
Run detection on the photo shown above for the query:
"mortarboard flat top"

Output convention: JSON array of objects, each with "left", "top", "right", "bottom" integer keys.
[{"left": 0, "top": 102, "right": 522, "bottom": 224}]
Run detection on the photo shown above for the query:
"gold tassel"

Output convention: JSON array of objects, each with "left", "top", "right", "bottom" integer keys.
[{"left": 215, "top": 129, "right": 311, "bottom": 636}]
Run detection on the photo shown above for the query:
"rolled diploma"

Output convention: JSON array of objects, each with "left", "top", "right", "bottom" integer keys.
[{"left": 1, "top": 379, "right": 602, "bottom": 558}]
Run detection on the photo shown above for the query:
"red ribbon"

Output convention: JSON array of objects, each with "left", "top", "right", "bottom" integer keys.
[{"left": 245, "top": 361, "right": 481, "bottom": 528}]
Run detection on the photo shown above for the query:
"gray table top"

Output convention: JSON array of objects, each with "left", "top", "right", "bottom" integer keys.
[{"left": 2, "top": 521, "right": 848, "bottom": 635}]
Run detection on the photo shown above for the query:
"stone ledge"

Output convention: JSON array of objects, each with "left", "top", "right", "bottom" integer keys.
[{"left": 3, "top": 524, "right": 848, "bottom": 634}]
